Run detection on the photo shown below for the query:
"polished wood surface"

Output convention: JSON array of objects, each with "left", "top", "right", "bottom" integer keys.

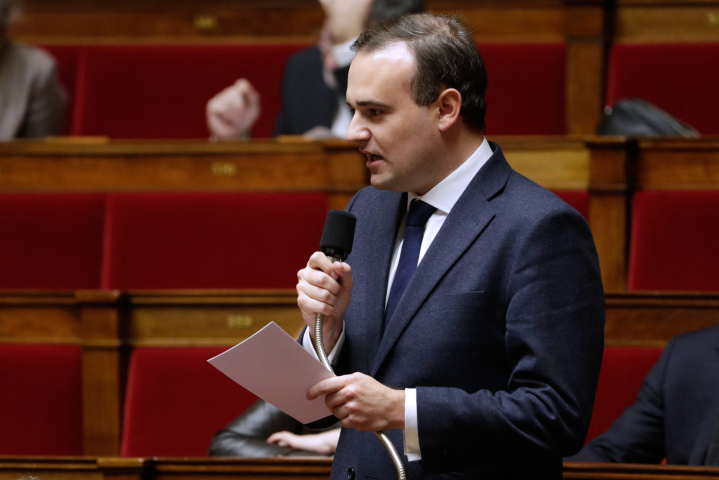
[
  {"left": 0, "top": 140, "right": 368, "bottom": 211},
  {"left": 3, "top": 457, "right": 719, "bottom": 480}
]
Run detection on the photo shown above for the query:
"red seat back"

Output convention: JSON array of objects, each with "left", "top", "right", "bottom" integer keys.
[
  {"left": 586, "top": 346, "right": 663, "bottom": 444},
  {"left": 121, "top": 347, "right": 257, "bottom": 457},
  {"left": 0, "top": 193, "right": 105, "bottom": 289},
  {"left": 481, "top": 43, "right": 566, "bottom": 135},
  {"left": 628, "top": 191, "right": 719, "bottom": 291},
  {"left": 553, "top": 190, "right": 589, "bottom": 221},
  {"left": 102, "top": 192, "right": 327, "bottom": 289},
  {"left": 606, "top": 44, "right": 719, "bottom": 134},
  {"left": 0, "top": 344, "right": 83, "bottom": 455},
  {"left": 73, "top": 44, "right": 307, "bottom": 139},
  {"left": 36, "top": 45, "right": 82, "bottom": 136}
]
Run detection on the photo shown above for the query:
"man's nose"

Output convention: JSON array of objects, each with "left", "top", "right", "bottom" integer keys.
[{"left": 346, "top": 115, "right": 371, "bottom": 144}]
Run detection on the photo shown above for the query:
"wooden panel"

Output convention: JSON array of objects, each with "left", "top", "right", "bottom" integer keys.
[
  {"left": 9, "top": 0, "right": 577, "bottom": 43},
  {"left": 0, "top": 458, "right": 102, "bottom": 480},
  {"left": 4, "top": 457, "right": 719, "bottom": 480},
  {"left": 79, "top": 291, "right": 125, "bottom": 456},
  {"left": 152, "top": 458, "right": 332, "bottom": 480},
  {"left": 0, "top": 292, "right": 80, "bottom": 344},
  {"left": 496, "top": 136, "right": 590, "bottom": 190},
  {"left": 564, "top": 462, "right": 719, "bottom": 479},
  {"left": 605, "top": 293, "right": 719, "bottom": 346},
  {"left": 588, "top": 137, "right": 630, "bottom": 292},
  {"left": 616, "top": 5, "right": 719, "bottom": 42},
  {"left": 0, "top": 141, "right": 368, "bottom": 210},
  {"left": 637, "top": 138, "right": 719, "bottom": 189},
  {"left": 126, "top": 290, "right": 301, "bottom": 346}
]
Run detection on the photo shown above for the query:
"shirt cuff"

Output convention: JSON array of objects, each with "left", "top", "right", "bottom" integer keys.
[
  {"left": 302, "top": 321, "right": 346, "bottom": 367},
  {"left": 331, "top": 38, "right": 357, "bottom": 68},
  {"left": 404, "top": 388, "right": 421, "bottom": 461}
]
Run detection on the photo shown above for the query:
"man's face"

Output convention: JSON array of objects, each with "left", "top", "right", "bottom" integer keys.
[{"left": 346, "top": 43, "right": 444, "bottom": 195}]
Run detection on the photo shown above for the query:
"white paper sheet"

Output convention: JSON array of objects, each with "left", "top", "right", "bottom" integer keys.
[{"left": 207, "top": 322, "right": 336, "bottom": 424}]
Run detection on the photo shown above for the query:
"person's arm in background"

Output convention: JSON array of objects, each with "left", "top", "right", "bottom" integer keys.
[
  {"left": 20, "top": 57, "right": 66, "bottom": 138},
  {"left": 566, "top": 341, "right": 672, "bottom": 464},
  {"left": 206, "top": 79, "right": 260, "bottom": 141},
  {"left": 208, "top": 399, "right": 339, "bottom": 457}
]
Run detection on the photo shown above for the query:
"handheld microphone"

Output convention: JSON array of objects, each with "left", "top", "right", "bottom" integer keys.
[
  {"left": 314, "top": 210, "right": 356, "bottom": 369},
  {"left": 312, "top": 210, "right": 406, "bottom": 480}
]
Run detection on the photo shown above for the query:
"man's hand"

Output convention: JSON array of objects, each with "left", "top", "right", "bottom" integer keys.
[
  {"left": 308, "top": 373, "right": 405, "bottom": 431},
  {"left": 318, "top": 0, "right": 374, "bottom": 44},
  {"left": 206, "top": 79, "right": 261, "bottom": 140},
  {"left": 297, "top": 252, "right": 353, "bottom": 353},
  {"left": 267, "top": 429, "right": 340, "bottom": 455}
]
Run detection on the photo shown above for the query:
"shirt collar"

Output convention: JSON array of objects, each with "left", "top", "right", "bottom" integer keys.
[{"left": 407, "top": 137, "right": 493, "bottom": 214}]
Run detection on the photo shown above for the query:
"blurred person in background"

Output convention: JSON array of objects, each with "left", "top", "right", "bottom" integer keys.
[
  {"left": 0, "top": 0, "right": 67, "bottom": 140},
  {"left": 567, "top": 325, "right": 719, "bottom": 466},
  {"left": 206, "top": 0, "right": 424, "bottom": 141},
  {"left": 209, "top": 399, "right": 340, "bottom": 457}
]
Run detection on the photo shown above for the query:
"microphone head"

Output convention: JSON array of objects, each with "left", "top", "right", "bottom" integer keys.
[{"left": 320, "top": 210, "right": 357, "bottom": 260}]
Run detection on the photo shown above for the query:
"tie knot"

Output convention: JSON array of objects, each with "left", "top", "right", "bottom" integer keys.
[{"left": 406, "top": 200, "right": 436, "bottom": 227}]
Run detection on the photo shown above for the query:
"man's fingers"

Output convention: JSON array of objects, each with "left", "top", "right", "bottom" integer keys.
[
  {"left": 307, "top": 376, "right": 348, "bottom": 400},
  {"left": 307, "top": 251, "right": 336, "bottom": 275}
]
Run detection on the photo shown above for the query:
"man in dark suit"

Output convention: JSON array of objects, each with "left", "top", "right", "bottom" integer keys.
[
  {"left": 296, "top": 13, "right": 605, "bottom": 479},
  {"left": 568, "top": 325, "right": 719, "bottom": 466},
  {"left": 206, "top": 0, "right": 424, "bottom": 140}
]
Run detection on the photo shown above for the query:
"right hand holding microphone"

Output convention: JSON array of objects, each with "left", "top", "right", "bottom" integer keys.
[{"left": 296, "top": 251, "right": 353, "bottom": 353}]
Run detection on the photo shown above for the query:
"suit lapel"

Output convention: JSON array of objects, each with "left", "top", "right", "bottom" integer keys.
[
  {"left": 358, "top": 192, "right": 406, "bottom": 374},
  {"left": 370, "top": 144, "right": 512, "bottom": 377}
]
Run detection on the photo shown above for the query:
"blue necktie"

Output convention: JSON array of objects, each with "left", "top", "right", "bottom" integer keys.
[{"left": 384, "top": 199, "right": 436, "bottom": 332}]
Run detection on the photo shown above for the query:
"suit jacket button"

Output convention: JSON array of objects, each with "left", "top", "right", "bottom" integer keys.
[{"left": 347, "top": 467, "right": 355, "bottom": 480}]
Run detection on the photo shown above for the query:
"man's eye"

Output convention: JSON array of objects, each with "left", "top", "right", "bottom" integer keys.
[
  {"left": 369, "top": 109, "right": 382, "bottom": 116},
  {"left": 349, "top": 108, "right": 356, "bottom": 115}
]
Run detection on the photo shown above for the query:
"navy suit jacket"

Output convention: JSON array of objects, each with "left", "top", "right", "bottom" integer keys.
[
  {"left": 307, "top": 142, "right": 605, "bottom": 479},
  {"left": 569, "top": 325, "right": 719, "bottom": 465}
]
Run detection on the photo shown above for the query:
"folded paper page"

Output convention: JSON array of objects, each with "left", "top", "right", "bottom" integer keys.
[{"left": 208, "top": 322, "right": 335, "bottom": 424}]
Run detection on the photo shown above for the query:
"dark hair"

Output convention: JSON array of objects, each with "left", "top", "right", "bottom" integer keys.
[
  {"left": 352, "top": 13, "right": 488, "bottom": 133},
  {"left": 369, "top": 0, "right": 424, "bottom": 25}
]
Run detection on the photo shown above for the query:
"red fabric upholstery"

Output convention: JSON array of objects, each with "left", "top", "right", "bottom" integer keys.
[
  {"left": 73, "top": 44, "right": 307, "bottom": 139},
  {"left": 585, "top": 346, "right": 663, "bottom": 444},
  {"left": 606, "top": 44, "right": 719, "bottom": 135},
  {"left": 0, "top": 193, "right": 105, "bottom": 289},
  {"left": 121, "top": 347, "right": 257, "bottom": 457},
  {"left": 37, "top": 45, "right": 82, "bottom": 135},
  {"left": 628, "top": 191, "right": 719, "bottom": 292},
  {"left": 553, "top": 190, "right": 589, "bottom": 221},
  {"left": 481, "top": 43, "right": 566, "bottom": 135},
  {"left": 102, "top": 192, "right": 327, "bottom": 289},
  {"left": 0, "top": 344, "right": 83, "bottom": 455}
]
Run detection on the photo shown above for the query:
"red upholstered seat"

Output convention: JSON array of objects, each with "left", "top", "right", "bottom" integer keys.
[
  {"left": 0, "top": 193, "right": 105, "bottom": 289},
  {"left": 37, "top": 45, "right": 82, "bottom": 135},
  {"left": 628, "top": 191, "right": 719, "bottom": 292},
  {"left": 73, "top": 44, "right": 307, "bottom": 139},
  {"left": 585, "top": 346, "right": 663, "bottom": 444},
  {"left": 102, "top": 192, "right": 327, "bottom": 289},
  {"left": 121, "top": 347, "right": 257, "bottom": 457},
  {"left": 553, "top": 190, "right": 589, "bottom": 221},
  {"left": 606, "top": 44, "right": 719, "bottom": 134},
  {"left": 0, "top": 344, "right": 83, "bottom": 455},
  {"left": 481, "top": 43, "right": 566, "bottom": 135}
]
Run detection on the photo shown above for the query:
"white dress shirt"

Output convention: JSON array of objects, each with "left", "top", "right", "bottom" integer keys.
[{"left": 303, "top": 138, "right": 494, "bottom": 461}]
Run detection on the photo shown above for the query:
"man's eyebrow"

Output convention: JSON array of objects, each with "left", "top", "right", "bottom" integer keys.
[{"left": 349, "top": 99, "right": 392, "bottom": 108}]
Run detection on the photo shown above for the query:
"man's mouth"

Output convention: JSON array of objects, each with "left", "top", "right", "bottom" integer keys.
[{"left": 365, "top": 153, "right": 384, "bottom": 164}]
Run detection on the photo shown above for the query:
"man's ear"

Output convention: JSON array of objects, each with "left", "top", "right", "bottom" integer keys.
[{"left": 436, "top": 88, "right": 463, "bottom": 132}]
